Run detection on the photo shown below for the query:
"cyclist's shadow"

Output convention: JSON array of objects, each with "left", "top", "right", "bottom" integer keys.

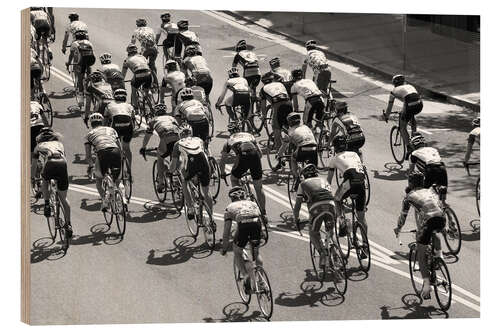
[
  {"left": 127, "top": 201, "right": 180, "bottom": 224},
  {"left": 146, "top": 235, "right": 213, "bottom": 266},
  {"left": 30, "top": 237, "right": 67, "bottom": 263},
  {"left": 202, "top": 302, "right": 266, "bottom": 322},
  {"left": 373, "top": 163, "right": 408, "bottom": 181},
  {"left": 380, "top": 294, "right": 449, "bottom": 319}
]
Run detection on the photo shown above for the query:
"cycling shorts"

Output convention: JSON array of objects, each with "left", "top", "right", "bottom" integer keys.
[
  {"left": 112, "top": 115, "right": 133, "bottom": 143},
  {"left": 347, "top": 132, "right": 365, "bottom": 151},
  {"left": 401, "top": 93, "right": 423, "bottom": 122},
  {"left": 42, "top": 156, "right": 69, "bottom": 191},
  {"left": 232, "top": 91, "right": 251, "bottom": 119},
  {"left": 305, "top": 95, "right": 325, "bottom": 124},
  {"left": 194, "top": 73, "right": 213, "bottom": 96},
  {"left": 244, "top": 74, "right": 261, "bottom": 91},
  {"left": 272, "top": 100, "right": 293, "bottom": 130},
  {"left": 132, "top": 69, "right": 152, "bottom": 90},
  {"left": 336, "top": 168, "right": 366, "bottom": 212},
  {"left": 96, "top": 147, "right": 121, "bottom": 180},
  {"left": 423, "top": 163, "right": 448, "bottom": 189},
  {"left": 184, "top": 152, "right": 210, "bottom": 187},
  {"left": 234, "top": 221, "right": 261, "bottom": 248},
  {"left": 158, "top": 139, "right": 176, "bottom": 159},
  {"left": 163, "top": 34, "right": 177, "bottom": 49},
  {"left": 188, "top": 118, "right": 210, "bottom": 143},
  {"left": 232, "top": 150, "right": 263, "bottom": 181},
  {"left": 417, "top": 216, "right": 446, "bottom": 246},
  {"left": 315, "top": 68, "right": 331, "bottom": 94},
  {"left": 310, "top": 201, "right": 336, "bottom": 232},
  {"left": 33, "top": 19, "right": 50, "bottom": 39},
  {"left": 295, "top": 144, "right": 318, "bottom": 166},
  {"left": 31, "top": 125, "right": 44, "bottom": 153}
]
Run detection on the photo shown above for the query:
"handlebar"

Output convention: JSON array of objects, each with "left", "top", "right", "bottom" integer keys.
[
  {"left": 141, "top": 147, "right": 157, "bottom": 160},
  {"left": 464, "top": 162, "right": 480, "bottom": 176}
]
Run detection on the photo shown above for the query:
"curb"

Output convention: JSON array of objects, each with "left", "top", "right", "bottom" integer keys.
[{"left": 222, "top": 11, "right": 480, "bottom": 112}]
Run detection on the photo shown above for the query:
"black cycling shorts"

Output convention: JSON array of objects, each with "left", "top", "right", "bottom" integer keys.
[
  {"left": 31, "top": 125, "right": 44, "bottom": 153},
  {"left": 417, "top": 216, "right": 446, "bottom": 246},
  {"left": 401, "top": 93, "right": 423, "bottom": 122},
  {"left": 234, "top": 221, "right": 261, "bottom": 248},
  {"left": 112, "top": 115, "right": 134, "bottom": 143},
  {"left": 163, "top": 34, "right": 177, "bottom": 49},
  {"left": 232, "top": 91, "right": 251, "bottom": 119},
  {"left": 189, "top": 118, "right": 210, "bottom": 143},
  {"left": 347, "top": 133, "right": 365, "bottom": 152},
  {"left": 341, "top": 168, "right": 366, "bottom": 212},
  {"left": 34, "top": 19, "right": 50, "bottom": 39},
  {"left": 306, "top": 95, "right": 325, "bottom": 124},
  {"left": 97, "top": 147, "right": 121, "bottom": 180},
  {"left": 245, "top": 74, "right": 261, "bottom": 91},
  {"left": 132, "top": 69, "right": 152, "bottom": 90},
  {"left": 296, "top": 144, "right": 318, "bottom": 166},
  {"left": 42, "top": 157, "right": 69, "bottom": 191},
  {"left": 185, "top": 152, "right": 210, "bottom": 187},
  {"left": 424, "top": 163, "right": 448, "bottom": 189},
  {"left": 232, "top": 150, "right": 263, "bottom": 181},
  {"left": 316, "top": 69, "right": 331, "bottom": 94},
  {"left": 310, "top": 203, "right": 336, "bottom": 231},
  {"left": 274, "top": 100, "right": 293, "bottom": 129},
  {"left": 160, "top": 141, "right": 176, "bottom": 159},
  {"left": 195, "top": 73, "right": 213, "bottom": 96}
]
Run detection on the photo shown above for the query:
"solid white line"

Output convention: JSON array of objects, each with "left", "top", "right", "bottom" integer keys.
[{"left": 51, "top": 70, "right": 74, "bottom": 86}]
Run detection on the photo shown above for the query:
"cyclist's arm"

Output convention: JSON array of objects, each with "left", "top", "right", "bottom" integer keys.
[
  {"left": 121, "top": 60, "right": 129, "bottom": 78},
  {"left": 301, "top": 61, "right": 308, "bottom": 77},
  {"left": 62, "top": 30, "right": 69, "bottom": 52},
  {"left": 396, "top": 196, "right": 411, "bottom": 230},
  {"left": 221, "top": 216, "right": 233, "bottom": 252},
  {"left": 84, "top": 142, "right": 93, "bottom": 166},
  {"left": 216, "top": 83, "right": 228, "bottom": 106},
  {"left": 464, "top": 134, "right": 475, "bottom": 163},
  {"left": 385, "top": 93, "right": 395, "bottom": 115},
  {"left": 293, "top": 186, "right": 304, "bottom": 222},
  {"left": 141, "top": 124, "right": 154, "bottom": 149},
  {"left": 231, "top": 55, "right": 239, "bottom": 68},
  {"left": 219, "top": 144, "right": 230, "bottom": 173}
]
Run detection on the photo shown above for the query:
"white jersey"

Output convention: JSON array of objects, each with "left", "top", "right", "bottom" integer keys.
[
  {"left": 328, "top": 151, "right": 363, "bottom": 175},
  {"left": 66, "top": 21, "right": 88, "bottom": 40},
  {"left": 156, "top": 22, "right": 178, "bottom": 40},
  {"left": 411, "top": 147, "right": 442, "bottom": 172},
  {"left": 165, "top": 71, "right": 186, "bottom": 94},
  {"left": 305, "top": 49, "right": 328, "bottom": 72},
  {"left": 291, "top": 79, "right": 322, "bottom": 99},
  {"left": 132, "top": 27, "right": 156, "bottom": 50},
  {"left": 391, "top": 84, "right": 418, "bottom": 100}
]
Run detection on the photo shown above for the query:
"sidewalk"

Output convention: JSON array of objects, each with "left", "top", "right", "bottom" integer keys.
[{"left": 227, "top": 11, "right": 480, "bottom": 111}]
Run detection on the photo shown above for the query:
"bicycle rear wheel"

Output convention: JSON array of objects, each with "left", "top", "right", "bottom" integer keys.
[
  {"left": 255, "top": 266, "right": 273, "bottom": 320},
  {"left": 112, "top": 190, "right": 127, "bottom": 239},
  {"left": 390, "top": 125, "right": 406, "bottom": 164},
  {"left": 184, "top": 189, "right": 199, "bottom": 237},
  {"left": 249, "top": 102, "right": 265, "bottom": 135},
  {"left": 233, "top": 260, "right": 251, "bottom": 304},
  {"left": 328, "top": 241, "right": 348, "bottom": 295},
  {"left": 266, "top": 134, "right": 280, "bottom": 170},
  {"left": 287, "top": 173, "right": 298, "bottom": 210},
  {"left": 363, "top": 166, "right": 371, "bottom": 206},
  {"left": 170, "top": 174, "right": 185, "bottom": 213},
  {"left": 334, "top": 204, "right": 351, "bottom": 260},
  {"left": 150, "top": 72, "right": 160, "bottom": 104},
  {"left": 200, "top": 203, "right": 216, "bottom": 249},
  {"left": 442, "top": 207, "right": 462, "bottom": 255},
  {"left": 122, "top": 157, "right": 132, "bottom": 202},
  {"left": 46, "top": 189, "right": 58, "bottom": 241},
  {"left": 408, "top": 244, "right": 423, "bottom": 297},
  {"left": 39, "top": 92, "right": 53, "bottom": 127},
  {"left": 433, "top": 257, "right": 452, "bottom": 311},
  {"left": 476, "top": 177, "right": 480, "bottom": 216},
  {"left": 131, "top": 108, "right": 142, "bottom": 130},
  {"left": 41, "top": 42, "right": 51, "bottom": 80},
  {"left": 152, "top": 160, "right": 167, "bottom": 203},
  {"left": 318, "top": 128, "right": 332, "bottom": 168},
  {"left": 309, "top": 241, "right": 324, "bottom": 281},
  {"left": 260, "top": 220, "right": 269, "bottom": 247},
  {"left": 353, "top": 222, "right": 371, "bottom": 272},
  {"left": 208, "top": 157, "right": 221, "bottom": 201}
]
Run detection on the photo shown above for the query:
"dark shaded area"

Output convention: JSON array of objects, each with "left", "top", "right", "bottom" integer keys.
[
  {"left": 146, "top": 235, "right": 216, "bottom": 266},
  {"left": 202, "top": 302, "right": 267, "bottom": 322},
  {"left": 380, "top": 294, "right": 449, "bottom": 319}
]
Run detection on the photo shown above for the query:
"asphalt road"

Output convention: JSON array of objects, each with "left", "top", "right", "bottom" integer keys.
[{"left": 29, "top": 8, "right": 481, "bottom": 324}]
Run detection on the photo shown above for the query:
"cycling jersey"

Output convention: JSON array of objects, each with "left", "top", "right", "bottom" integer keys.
[
  {"left": 391, "top": 84, "right": 419, "bottom": 101},
  {"left": 101, "top": 63, "right": 121, "bottom": 75},
  {"left": 84, "top": 126, "right": 119, "bottom": 152},
  {"left": 224, "top": 132, "right": 258, "bottom": 155},
  {"left": 132, "top": 27, "right": 156, "bottom": 50},
  {"left": 288, "top": 124, "right": 317, "bottom": 147},
  {"left": 157, "top": 22, "right": 178, "bottom": 40},
  {"left": 31, "top": 10, "right": 49, "bottom": 24},
  {"left": 122, "top": 54, "right": 150, "bottom": 73},
  {"left": 291, "top": 79, "right": 322, "bottom": 99},
  {"left": 172, "top": 136, "right": 205, "bottom": 171},
  {"left": 272, "top": 67, "right": 293, "bottom": 82},
  {"left": 165, "top": 71, "right": 186, "bottom": 95},
  {"left": 30, "top": 101, "right": 45, "bottom": 127},
  {"left": 178, "top": 30, "right": 199, "bottom": 46},
  {"left": 87, "top": 81, "right": 114, "bottom": 101},
  {"left": 232, "top": 50, "right": 261, "bottom": 77},
  {"left": 147, "top": 115, "right": 178, "bottom": 137},
  {"left": 104, "top": 101, "right": 133, "bottom": 124},
  {"left": 328, "top": 151, "right": 364, "bottom": 175},
  {"left": 335, "top": 113, "right": 365, "bottom": 150},
  {"left": 175, "top": 99, "right": 207, "bottom": 122},
  {"left": 224, "top": 200, "right": 261, "bottom": 223},
  {"left": 468, "top": 127, "right": 480, "bottom": 145},
  {"left": 304, "top": 49, "right": 328, "bottom": 72},
  {"left": 402, "top": 188, "right": 445, "bottom": 222},
  {"left": 183, "top": 55, "right": 210, "bottom": 75},
  {"left": 70, "top": 39, "right": 95, "bottom": 69},
  {"left": 259, "top": 82, "right": 289, "bottom": 104},
  {"left": 226, "top": 77, "right": 250, "bottom": 93},
  {"left": 410, "top": 147, "right": 442, "bottom": 171},
  {"left": 297, "top": 177, "right": 334, "bottom": 208},
  {"left": 66, "top": 20, "right": 88, "bottom": 39},
  {"left": 34, "top": 140, "right": 66, "bottom": 162}
]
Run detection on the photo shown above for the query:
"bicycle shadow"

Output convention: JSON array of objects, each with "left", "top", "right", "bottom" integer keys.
[
  {"left": 48, "top": 87, "right": 75, "bottom": 99},
  {"left": 127, "top": 201, "right": 180, "bottom": 223},
  {"left": 372, "top": 163, "right": 407, "bottom": 181},
  {"left": 69, "top": 175, "right": 94, "bottom": 186},
  {"left": 462, "top": 219, "right": 480, "bottom": 242},
  {"left": 80, "top": 198, "right": 101, "bottom": 212},
  {"left": 380, "top": 294, "right": 449, "bottom": 319},
  {"left": 146, "top": 235, "right": 213, "bottom": 266},
  {"left": 202, "top": 302, "right": 267, "bottom": 322},
  {"left": 346, "top": 265, "right": 369, "bottom": 282},
  {"left": 30, "top": 237, "right": 67, "bottom": 263}
]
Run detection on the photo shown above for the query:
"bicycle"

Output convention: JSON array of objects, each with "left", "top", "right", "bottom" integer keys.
[
  {"left": 265, "top": 129, "right": 292, "bottom": 171},
  {"left": 67, "top": 61, "right": 89, "bottom": 108},
  {"left": 36, "top": 33, "right": 51, "bottom": 80},
  {"left": 334, "top": 193, "right": 371, "bottom": 272},
  {"left": 45, "top": 179, "right": 70, "bottom": 253},
  {"left": 383, "top": 110, "right": 407, "bottom": 165},
  {"left": 465, "top": 162, "right": 480, "bottom": 216},
  {"left": 121, "top": 149, "right": 132, "bottom": 203},
  {"left": 307, "top": 215, "right": 348, "bottom": 295},
  {"left": 32, "top": 78, "right": 53, "bottom": 127},
  {"left": 333, "top": 163, "right": 371, "bottom": 207},
  {"left": 232, "top": 240, "right": 273, "bottom": 320},
  {"left": 398, "top": 229, "right": 452, "bottom": 311},
  {"left": 125, "top": 79, "right": 155, "bottom": 128},
  {"left": 101, "top": 167, "right": 127, "bottom": 239}
]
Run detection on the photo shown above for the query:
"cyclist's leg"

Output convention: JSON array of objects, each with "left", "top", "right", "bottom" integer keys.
[
  {"left": 309, "top": 213, "right": 326, "bottom": 256},
  {"left": 159, "top": 78, "right": 167, "bottom": 104},
  {"left": 232, "top": 243, "right": 249, "bottom": 280},
  {"left": 399, "top": 108, "right": 410, "bottom": 150},
  {"left": 199, "top": 154, "right": 213, "bottom": 214},
  {"left": 57, "top": 190, "right": 71, "bottom": 226},
  {"left": 201, "top": 185, "right": 213, "bottom": 214},
  {"left": 253, "top": 179, "right": 266, "bottom": 216},
  {"left": 290, "top": 151, "right": 299, "bottom": 178},
  {"left": 271, "top": 104, "right": 283, "bottom": 150},
  {"left": 303, "top": 100, "right": 313, "bottom": 127}
]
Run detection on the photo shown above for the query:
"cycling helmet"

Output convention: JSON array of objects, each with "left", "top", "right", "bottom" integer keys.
[
  {"left": 269, "top": 57, "right": 280, "bottom": 69},
  {"left": 184, "top": 45, "right": 197, "bottom": 57},
  {"left": 235, "top": 39, "right": 247, "bottom": 52},
  {"left": 30, "top": 7, "right": 44, "bottom": 11},
  {"left": 227, "top": 121, "right": 241, "bottom": 134},
  {"left": 410, "top": 132, "right": 426, "bottom": 148},
  {"left": 261, "top": 71, "right": 275, "bottom": 84},
  {"left": 194, "top": 44, "right": 203, "bottom": 56},
  {"left": 177, "top": 20, "right": 189, "bottom": 30},
  {"left": 160, "top": 12, "right": 171, "bottom": 21},
  {"left": 332, "top": 135, "right": 348, "bottom": 152},
  {"left": 89, "top": 113, "right": 104, "bottom": 126},
  {"left": 228, "top": 186, "right": 246, "bottom": 201},
  {"left": 305, "top": 40, "right": 317, "bottom": 50},
  {"left": 88, "top": 71, "right": 104, "bottom": 83},
  {"left": 228, "top": 67, "right": 239, "bottom": 78},
  {"left": 179, "top": 88, "right": 194, "bottom": 101},
  {"left": 68, "top": 12, "right": 79, "bottom": 21},
  {"left": 153, "top": 103, "right": 167, "bottom": 116},
  {"left": 392, "top": 74, "right": 405, "bottom": 86},
  {"left": 35, "top": 127, "right": 56, "bottom": 143},
  {"left": 165, "top": 60, "right": 177, "bottom": 72},
  {"left": 291, "top": 69, "right": 303, "bottom": 80},
  {"left": 113, "top": 89, "right": 127, "bottom": 101},
  {"left": 74, "top": 30, "right": 87, "bottom": 40},
  {"left": 408, "top": 171, "right": 425, "bottom": 189},
  {"left": 99, "top": 52, "right": 112, "bottom": 64},
  {"left": 301, "top": 164, "right": 318, "bottom": 179},
  {"left": 335, "top": 101, "right": 348, "bottom": 114},
  {"left": 472, "top": 117, "right": 480, "bottom": 127},
  {"left": 136, "top": 18, "right": 147, "bottom": 27},
  {"left": 286, "top": 112, "right": 301, "bottom": 127},
  {"left": 179, "top": 123, "right": 193, "bottom": 137},
  {"left": 126, "top": 44, "right": 138, "bottom": 54}
]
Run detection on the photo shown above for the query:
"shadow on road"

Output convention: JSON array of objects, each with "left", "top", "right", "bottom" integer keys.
[
  {"left": 372, "top": 163, "right": 407, "bottom": 182},
  {"left": 48, "top": 87, "right": 75, "bottom": 99},
  {"left": 461, "top": 219, "right": 480, "bottom": 242},
  {"left": 202, "top": 302, "right": 267, "bottom": 322},
  {"left": 127, "top": 202, "right": 180, "bottom": 224},
  {"left": 380, "top": 294, "right": 449, "bottom": 319},
  {"left": 146, "top": 235, "right": 215, "bottom": 266},
  {"left": 31, "top": 237, "right": 67, "bottom": 263}
]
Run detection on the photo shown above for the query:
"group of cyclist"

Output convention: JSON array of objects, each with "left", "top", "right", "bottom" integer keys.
[{"left": 29, "top": 8, "right": 481, "bottom": 301}]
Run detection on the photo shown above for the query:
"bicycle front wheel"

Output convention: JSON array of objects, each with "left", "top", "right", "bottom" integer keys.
[
  {"left": 287, "top": 173, "right": 297, "bottom": 210},
  {"left": 208, "top": 157, "right": 221, "bottom": 201},
  {"left": 433, "top": 257, "right": 452, "bottom": 311},
  {"left": 390, "top": 126, "right": 406, "bottom": 164},
  {"left": 266, "top": 134, "right": 279, "bottom": 170},
  {"left": 184, "top": 204, "right": 199, "bottom": 237},
  {"left": 442, "top": 207, "right": 462, "bottom": 255},
  {"left": 353, "top": 222, "right": 371, "bottom": 272},
  {"left": 150, "top": 72, "right": 160, "bottom": 104},
  {"left": 309, "top": 241, "right": 324, "bottom": 281},
  {"left": 318, "top": 129, "right": 332, "bottom": 168},
  {"left": 328, "top": 241, "right": 348, "bottom": 295},
  {"left": 476, "top": 177, "right": 480, "bottom": 216},
  {"left": 260, "top": 220, "right": 269, "bottom": 247},
  {"left": 122, "top": 157, "right": 132, "bottom": 202},
  {"left": 255, "top": 266, "right": 273, "bottom": 320},
  {"left": 233, "top": 260, "right": 251, "bottom": 304},
  {"left": 152, "top": 160, "right": 167, "bottom": 203},
  {"left": 408, "top": 244, "right": 423, "bottom": 297},
  {"left": 363, "top": 166, "right": 371, "bottom": 206},
  {"left": 112, "top": 190, "right": 127, "bottom": 239}
]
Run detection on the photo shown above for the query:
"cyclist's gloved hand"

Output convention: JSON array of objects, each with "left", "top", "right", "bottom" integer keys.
[
  {"left": 83, "top": 117, "right": 89, "bottom": 128},
  {"left": 65, "top": 62, "right": 69, "bottom": 70},
  {"left": 87, "top": 165, "right": 93, "bottom": 174},
  {"left": 61, "top": 48, "right": 66, "bottom": 55},
  {"left": 139, "top": 147, "right": 146, "bottom": 158}
]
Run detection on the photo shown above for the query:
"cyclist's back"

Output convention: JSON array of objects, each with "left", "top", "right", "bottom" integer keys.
[
  {"left": 86, "top": 126, "right": 120, "bottom": 152},
  {"left": 288, "top": 123, "right": 316, "bottom": 147},
  {"left": 31, "top": 9, "right": 50, "bottom": 40},
  {"left": 123, "top": 53, "right": 149, "bottom": 73},
  {"left": 297, "top": 176, "right": 334, "bottom": 210}
]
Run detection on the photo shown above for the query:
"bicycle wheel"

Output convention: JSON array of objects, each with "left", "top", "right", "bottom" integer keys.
[
  {"left": 122, "top": 157, "right": 132, "bottom": 202},
  {"left": 260, "top": 220, "right": 269, "bottom": 247},
  {"left": 185, "top": 186, "right": 200, "bottom": 237},
  {"left": 39, "top": 92, "right": 53, "bottom": 127},
  {"left": 363, "top": 166, "right": 371, "bottom": 206},
  {"left": 207, "top": 105, "right": 215, "bottom": 138},
  {"left": 262, "top": 105, "right": 273, "bottom": 137},
  {"left": 233, "top": 260, "right": 251, "bottom": 304},
  {"left": 353, "top": 222, "right": 371, "bottom": 272},
  {"left": 200, "top": 202, "right": 216, "bottom": 249},
  {"left": 255, "top": 266, "right": 273, "bottom": 320},
  {"left": 131, "top": 108, "right": 142, "bottom": 129},
  {"left": 433, "top": 257, "right": 452, "bottom": 311},
  {"left": 56, "top": 199, "right": 70, "bottom": 252},
  {"left": 152, "top": 160, "right": 167, "bottom": 203},
  {"left": 41, "top": 42, "right": 51, "bottom": 80},
  {"left": 102, "top": 181, "right": 114, "bottom": 226},
  {"left": 287, "top": 173, "right": 298, "bottom": 210},
  {"left": 442, "top": 207, "right": 462, "bottom": 255},
  {"left": 150, "top": 72, "right": 160, "bottom": 104},
  {"left": 170, "top": 174, "right": 184, "bottom": 213},
  {"left": 112, "top": 190, "right": 127, "bottom": 239},
  {"left": 208, "top": 157, "right": 221, "bottom": 201},
  {"left": 328, "top": 241, "right": 348, "bottom": 295},
  {"left": 408, "top": 243, "right": 423, "bottom": 297},
  {"left": 266, "top": 134, "right": 280, "bottom": 170},
  {"left": 46, "top": 190, "right": 57, "bottom": 241},
  {"left": 249, "top": 102, "right": 265, "bottom": 135},
  {"left": 309, "top": 241, "right": 324, "bottom": 281},
  {"left": 476, "top": 177, "right": 480, "bottom": 216},
  {"left": 334, "top": 205, "right": 351, "bottom": 260},
  {"left": 318, "top": 128, "right": 332, "bottom": 168},
  {"left": 390, "top": 125, "right": 406, "bottom": 164}
]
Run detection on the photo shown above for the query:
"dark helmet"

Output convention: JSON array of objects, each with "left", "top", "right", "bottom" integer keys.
[
  {"left": 179, "top": 88, "right": 194, "bottom": 101},
  {"left": 99, "top": 52, "right": 112, "bottom": 64},
  {"left": 472, "top": 117, "right": 480, "bottom": 127},
  {"left": 269, "top": 57, "right": 280, "bottom": 69},
  {"left": 300, "top": 164, "right": 318, "bottom": 179},
  {"left": 88, "top": 71, "right": 104, "bottom": 83},
  {"left": 177, "top": 20, "right": 189, "bottom": 30},
  {"left": 333, "top": 135, "right": 348, "bottom": 152},
  {"left": 305, "top": 39, "right": 317, "bottom": 50},
  {"left": 126, "top": 44, "right": 138, "bottom": 54},
  {"left": 291, "top": 68, "right": 303, "bottom": 80},
  {"left": 392, "top": 74, "right": 405, "bottom": 86},
  {"left": 227, "top": 121, "right": 241, "bottom": 134},
  {"left": 113, "top": 89, "right": 127, "bottom": 101},
  {"left": 287, "top": 112, "right": 301, "bottom": 127},
  {"left": 334, "top": 101, "right": 348, "bottom": 114},
  {"left": 30, "top": 7, "right": 44, "bottom": 11},
  {"left": 408, "top": 171, "right": 425, "bottom": 189},
  {"left": 410, "top": 132, "right": 426, "bottom": 148},
  {"left": 68, "top": 12, "right": 79, "bottom": 21},
  {"left": 35, "top": 127, "right": 57, "bottom": 143},
  {"left": 165, "top": 60, "right": 178, "bottom": 72},
  {"left": 74, "top": 30, "right": 87, "bottom": 40},
  {"left": 136, "top": 18, "right": 147, "bottom": 27},
  {"left": 228, "top": 186, "right": 246, "bottom": 201},
  {"left": 160, "top": 12, "right": 171, "bottom": 21},
  {"left": 153, "top": 103, "right": 167, "bottom": 116},
  {"left": 184, "top": 45, "right": 197, "bottom": 57},
  {"left": 235, "top": 39, "right": 247, "bottom": 52},
  {"left": 261, "top": 71, "right": 275, "bottom": 85},
  {"left": 228, "top": 67, "right": 239, "bottom": 78}
]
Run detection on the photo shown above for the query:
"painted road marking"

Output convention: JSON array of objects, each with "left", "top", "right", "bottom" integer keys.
[{"left": 370, "top": 94, "right": 462, "bottom": 115}]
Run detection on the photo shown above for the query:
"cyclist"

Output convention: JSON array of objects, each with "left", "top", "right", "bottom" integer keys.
[
  {"left": 327, "top": 135, "right": 367, "bottom": 236},
  {"left": 155, "top": 12, "right": 178, "bottom": 61},
  {"left": 30, "top": 48, "right": 43, "bottom": 99},
  {"left": 293, "top": 164, "right": 336, "bottom": 268},
  {"left": 220, "top": 122, "right": 268, "bottom": 221},
  {"left": 464, "top": 117, "right": 480, "bottom": 164},
  {"left": 394, "top": 171, "right": 446, "bottom": 300},
  {"left": 220, "top": 186, "right": 264, "bottom": 294},
  {"left": 302, "top": 40, "right": 331, "bottom": 94},
  {"left": 122, "top": 44, "right": 152, "bottom": 110},
  {"left": 174, "top": 88, "right": 210, "bottom": 146},
  {"left": 161, "top": 60, "right": 186, "bottom": 109},
  {"left": 30, "top": 7, "right": 53, "bottom": 61},
  {"left": 33, "top": 127, "right": 73, "bottom": 238},
  {"left": 140, "top": 104, "right": 180, "bottom": 193},
  {"left": 269, "top": 57, "right": 293, "bottom": 95},
  {"left": 83, "top": 71, "right": 114, "bottom": 118},
  {"left": 408, "top": 133, "right": 448, "bottom": 194},
  {"left": 382, "top": 74, "right": 423, "bottom": 159},
  {"left": 103, "top": 89, "right": 135, "bottom": 175},
  {"left": 182, "top": 45, "right": 213, "bottom": 103},
  {"left": 290, "top": 69, "right": 325, "bottom": 127},
  {"left": 131, "top": 18, "right": 158, "bottom": 75},
  {"left": 215, "top": 67, "right": 251, "bottom": 122},
  {"left": 331, "top": 101, "right": 365, "bottom": 161},
  {"left": 62, "top": 12, "right": 88, "bottom": 55},
  {"left": 259, "top": 71, "right": 293, "bottom": 156},
  {"left": 174, "top": 20, "right": 200, "bottom": 58},
  {"left": 99, "top": 53, "right": 125, "bottom": 91},
  {"left": 168, "top": 124, "right": 214, "bottom": 221},
  {"left": 84, "top": 113, "right": 123, "bottom": 212},
  {"left": 231, "top": 40, "right": 261, "bottom": 98},
  {"left": 46, "top": 7, "right": 56, "bottom": 39},
  {"left": 30, "top": 101, "right": 50, "bottom": 181},
  {"left": 66, "top": 30, "right": 95, "bottom": 107}
]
